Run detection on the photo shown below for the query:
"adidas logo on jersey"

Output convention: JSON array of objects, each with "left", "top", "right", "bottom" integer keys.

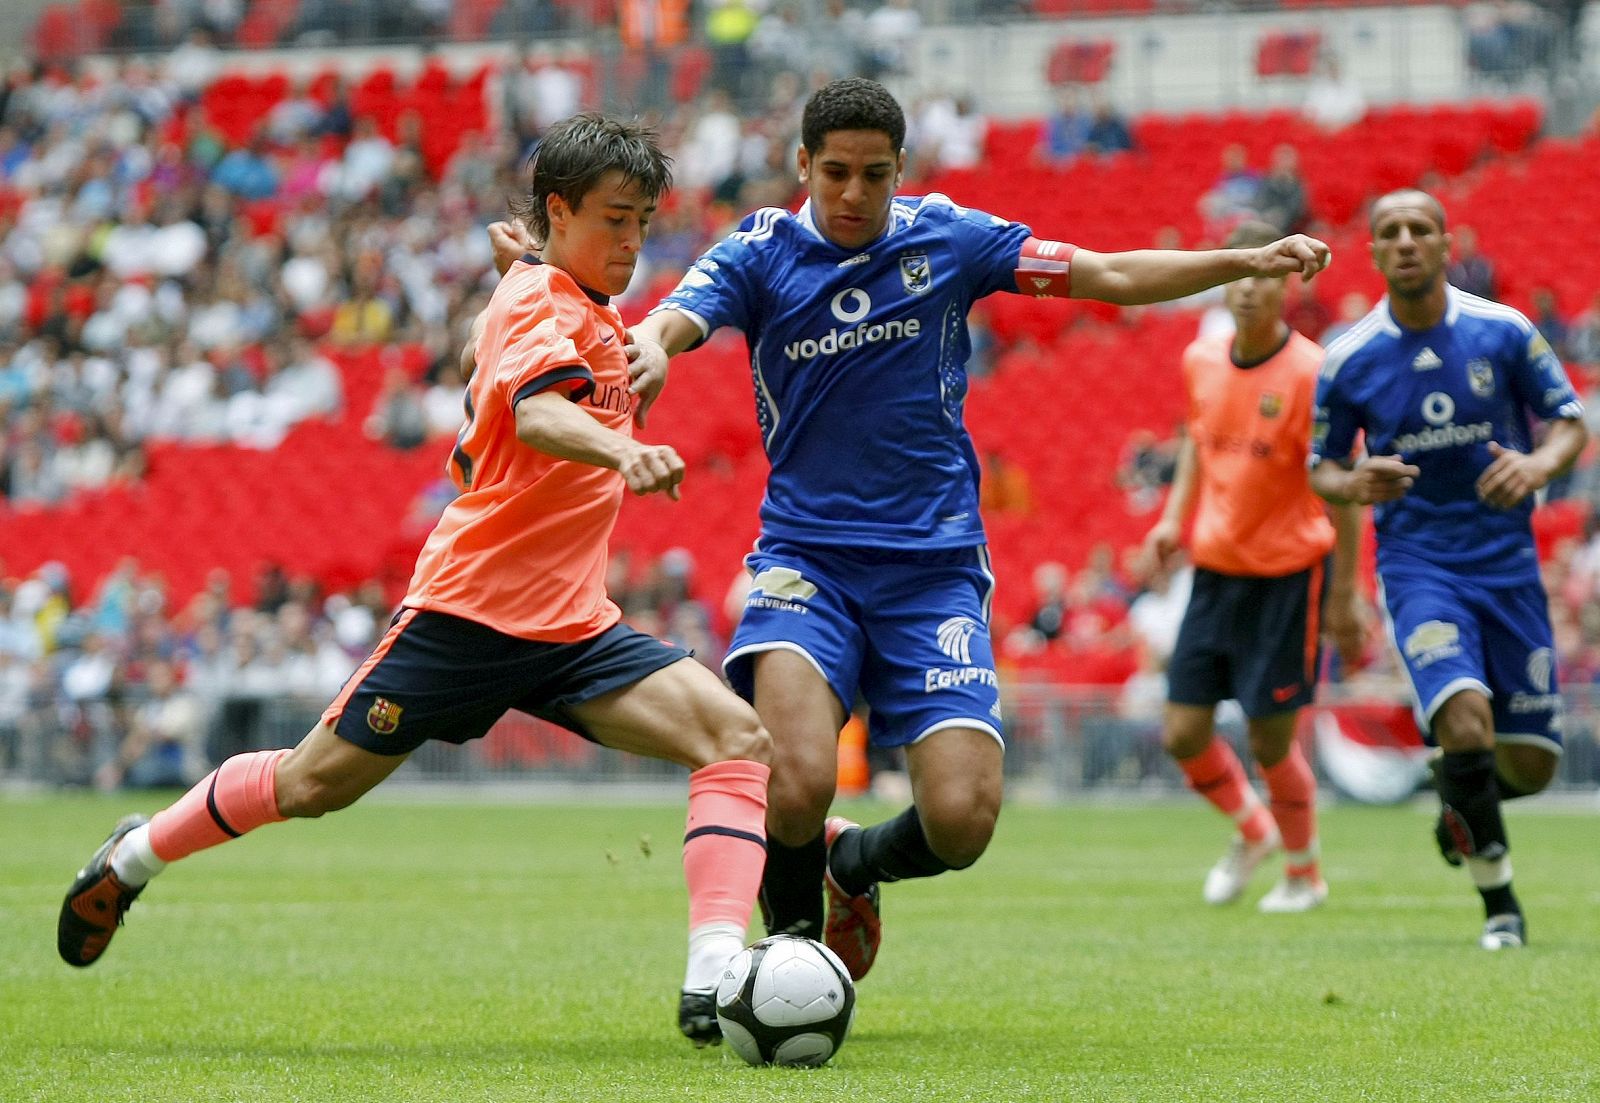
[{"left": 1411, "top": 348, "right": 1443, "bottom": 371}]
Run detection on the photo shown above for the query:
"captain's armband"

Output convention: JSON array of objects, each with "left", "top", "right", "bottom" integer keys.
[{"left": 1014, "top": 237, "right": 1077, "bottom": 298}]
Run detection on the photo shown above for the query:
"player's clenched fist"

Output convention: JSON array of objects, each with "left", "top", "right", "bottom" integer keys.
[
  {"left": 619, "top": 443, "right": 685, "bottom": 499},
  {"left": 1253, "top": 234, "right": 1332, "bottom": 281}
]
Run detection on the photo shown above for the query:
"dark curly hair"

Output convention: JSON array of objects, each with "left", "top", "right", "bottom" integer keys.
[
  {"left": 510, "top": 113, "right": 673, "bottom": 245},
  {"left": 800, "top": 78, "right": 906, "bottom": 155}
]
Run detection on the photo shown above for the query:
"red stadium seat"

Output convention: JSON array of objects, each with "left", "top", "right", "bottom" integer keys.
[
  {"left": 1045, "top": 40, "right": 1116, "bottom": 86},
  {"left": 1255, "top": 31, "right": 1322, "bottom": 77}
]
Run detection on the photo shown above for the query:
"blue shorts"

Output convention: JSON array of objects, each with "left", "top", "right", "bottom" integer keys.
[
  {"left": 724, "top": 539, "right": 1003, "bottom": 749},
  {"left": 1378, "top": 569, "right": 1563, "bottom": 754},
  {"left": 1168, "top": 560, "right": 1326, "bottom": 719},
  {"left": 323, "top": 609, "right": 691, "bottom": 755}
]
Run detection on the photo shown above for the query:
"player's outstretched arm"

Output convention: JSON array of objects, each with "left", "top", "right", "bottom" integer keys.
[
  {"left": 1067, "top": 235, "right": 1331, "bottom": 305},
  {"left": 515, "top": 391, "right": 685, "bottom": 499},
  {"left": 1475, "top": 419, "right": 1588, "bottom": 510},
  {"left": 1309, "top": 454, "right": 1419, "bottom": 506},
  {"left": 625, "top": 309, "right": 704, "bottom": 428}
]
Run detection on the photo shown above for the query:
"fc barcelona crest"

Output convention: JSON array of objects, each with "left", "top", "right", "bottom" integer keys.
[
  {"left": 367, "top": 697, "right": 404, "bottom": 735},
  {"left": 1258, "top": 392, "right": 1283, "bottom": 418},
  {"left": 900, "top": 253, "right": 932, "bottom": 295}
]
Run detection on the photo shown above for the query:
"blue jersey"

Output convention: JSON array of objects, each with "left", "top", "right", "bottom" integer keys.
[
  {"left": 1312, "top": 285, "right": 1582, "bottom": 586},
  {"left": 653, "top": 195, "right": 1033, "bottom": 550}
]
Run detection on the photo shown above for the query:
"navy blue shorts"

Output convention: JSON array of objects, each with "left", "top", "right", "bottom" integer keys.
[
  {"left": 322, "top": 609, "right": 691, "bottom": 755},
  {"left": 724, "top": 538, "right": 1003, "bottom": 750},
  {"left": 1167, "top": 559, "right": 1327, "bottom": 719},
  {"left": 1379, "top": 567, "right": 1563, "bottom": 753}
]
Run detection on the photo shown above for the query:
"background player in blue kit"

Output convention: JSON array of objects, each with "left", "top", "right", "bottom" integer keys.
[
  {"left": 1310, "top": 189, "right": 1587, "bottom": 951},
  {"left": 629, "top": 77, "right": 1332, "bottom": 979}
]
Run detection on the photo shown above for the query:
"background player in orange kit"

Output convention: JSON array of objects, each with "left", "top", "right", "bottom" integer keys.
[
  {"left": 1142, "top": 221, "right": 1364, "bottom": 913},
  {"left": 57, "top": 114, "right": 771, "bottom": 1049}
]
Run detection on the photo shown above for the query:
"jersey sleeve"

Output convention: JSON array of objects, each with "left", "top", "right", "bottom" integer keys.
[
  {"left": 491, "top": 291, "right": 593, "bottom": 409},
  {"left": 1511, "top": 323, "right": 1584, "bottom": 422},
  {"left": 649, "top": 208, "right": 773, "bottom": 346},
  {"left": 934, "top": 197, "right": 1034, "bottom": 299},
  {"left": 1312, "top": 354, "right": 1361, "bottom": 465}
]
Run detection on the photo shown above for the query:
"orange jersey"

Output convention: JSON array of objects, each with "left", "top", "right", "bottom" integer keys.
[
  {"left": 1182, "top": 330, "right": 1335, "bottom": 577},
  {"left": 404, "top": 258, "right": 634, "bottom": 641}
]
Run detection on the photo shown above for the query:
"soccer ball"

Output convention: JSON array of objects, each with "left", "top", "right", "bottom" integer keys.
[{"left": 715, "top": 935, "right": 856, "bottom": 1067}]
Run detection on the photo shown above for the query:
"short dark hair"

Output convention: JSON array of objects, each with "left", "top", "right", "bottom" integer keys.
[
  {"left": 511, "top": 113, "right": 673, "bottom": 245},
  {"left": 801, "top": 78, "right": 906, "bottom": 155},
  {"left": 1225, "top": 220, "right": 1284, "bottom": 250},
  {"left": 1369, "top": 188, "right": 1448, "bottom": 233}
]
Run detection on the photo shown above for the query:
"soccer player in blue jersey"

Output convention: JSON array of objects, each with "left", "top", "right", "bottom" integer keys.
[
  {"left": 626, "top": 78, "right": 1331, "bottom": 980},
  {"left": 1310, "top": 189, "right": 1587, "bottom": 950}
]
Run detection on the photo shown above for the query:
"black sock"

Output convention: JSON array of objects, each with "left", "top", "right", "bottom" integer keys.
[
  {"left": 759, "top": 833, "right": 825, "bottom": 938},
  {"left": 828, "top": 806, "right": 957, "bottom": 897},
  {"left": 1479, "top": 883, "right": 1521, "bottom": 919},
  {"left": 1436, "top": 750, "right": 1509, "bottom": 860}
]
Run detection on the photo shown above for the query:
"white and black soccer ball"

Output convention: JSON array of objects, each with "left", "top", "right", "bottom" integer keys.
[{"left": 715, "top": 934, "right": 856, "bottom": 1067}]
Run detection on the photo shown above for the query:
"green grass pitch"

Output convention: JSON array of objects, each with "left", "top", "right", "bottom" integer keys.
[{"left": 3, "top": 794, "right": 1596, "bottom": 1102}]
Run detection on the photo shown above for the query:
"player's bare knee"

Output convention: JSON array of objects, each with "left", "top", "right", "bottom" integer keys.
[
  {"left": 1434, "top": 694, "right": 1494, "bottom": 751},
  {"left": 921, "top": 792, "right": 999, "bottom": 869},
  {"left": 767, "top": 775, "right": 833, "bottom": 844},
  {"left": 924, "top": 809, "right": 996, "bottom": 869}
]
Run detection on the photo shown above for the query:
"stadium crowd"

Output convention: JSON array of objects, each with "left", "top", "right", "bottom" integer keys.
[{"left": 4, "top": 43, "right": 1600, "bottom": 790}]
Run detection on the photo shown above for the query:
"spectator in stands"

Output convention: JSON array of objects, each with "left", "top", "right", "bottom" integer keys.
[
  {"left": 809, "top": 0, "right": 871, "bottom": 83},
  {"left": 1083, "top": 95, "right": 1133, "bottom": 155},
  {"left": 1038, "top": 88, "right": 1091, "bottom": 166},
  {"left": 704, "top": 0, "right": 760, "bottom": 102},
  {"left": 94, "top": 657, "right": 206, "bottom": 791},
  {"left": 1446, "top": 224, "right": 1499, "bottom": 301},
  {"left": 1466, "top": 0, "right": 1555, "bottom": 82},
  {"left": 911, "top": 92, "right": 987, "bottom": 173},
  {"left": 1116, "top": 427, "right": 1179, "bottom": 513},
  {"left": 330, "top": 268, "right": 395, "bottom": 346},
  {"left": 1528, "top": 286, "right": 1570, "bottom": 358},
  {"left": 163, "top": 28, "right": 222, "bottom": 103},
  {"left": 1568, "top": 290, "right": 1600, "bottom": 366},
  {"left": 266, "top": 79, "right": 327, "bottom": 145},
  {"left": 864, "top": 0, "right": 922, "bottom": 77},
  {"left": 1198, "top": 143, "right": 1262, "bottom": 236},
  {"left": 1303, "top": 52, "right": 1365, "bottom": 131},
  {"left": 1027, "top": 561, "right": 1070, "bottom": 643},
  {"left": 364, "top": 363, "right": 429, "bottom": 449},
  {"left": 331, "top": 116, "right": 395, "bottom": 203},
  {"left": 209, "top": 133, "right": 281, "bottom": 204},
  {"left": 678, "top": 89, "right": 744, "bottom": 193},
  {"left": 1254, "top": 144, "right": 1309, "bottom": 235}
]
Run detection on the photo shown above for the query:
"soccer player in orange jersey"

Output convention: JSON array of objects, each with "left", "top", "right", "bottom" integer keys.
[
  {"left": 1141, "top": 221, "right": 1365, "bottom": 913},
  {"left": 57, "top": 115, "right": 772, "bottom": 1048}
]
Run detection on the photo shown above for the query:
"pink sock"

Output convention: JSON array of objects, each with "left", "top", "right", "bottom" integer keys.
[
  {"left": 1178, "top": 739, "right": 1274, "bottom": 843},
  {"left": 1261, "top": 745, "right": 1320, "bottom": 879},
  {"left": 683, "top": 759, "right": 770, "bottom": 930},
  {"left": 148, "top": 748, "right": 291, "bottom": 862}
]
